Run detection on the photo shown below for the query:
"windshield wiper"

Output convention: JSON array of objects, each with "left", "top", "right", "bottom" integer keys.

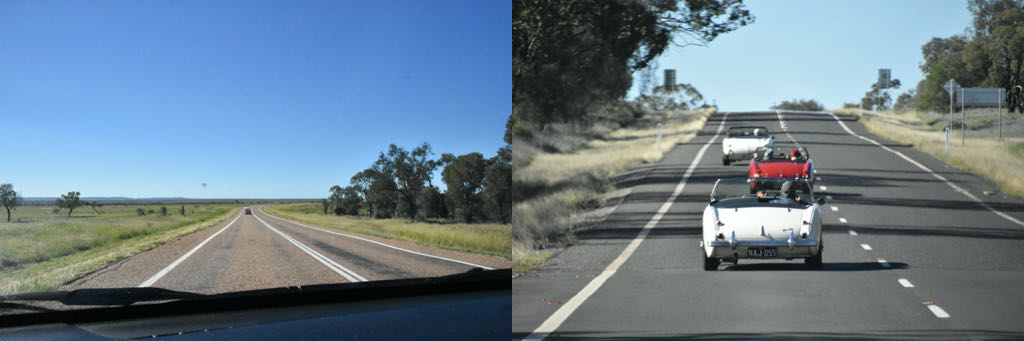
[{"left": 0, "top": 287, "right": 205, "bottom": 306}]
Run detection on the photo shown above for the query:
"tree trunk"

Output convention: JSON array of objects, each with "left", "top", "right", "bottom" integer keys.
[
  {"left": 68, "top": 208, "right": 74, "bottom": 217},
  {"left": 5, "top": 207, "right": 10, "bottom": 222}
]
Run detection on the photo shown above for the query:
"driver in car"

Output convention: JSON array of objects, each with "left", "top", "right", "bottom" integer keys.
[{"left": 789, "top": 148, "right": 801, "bottom": 161}]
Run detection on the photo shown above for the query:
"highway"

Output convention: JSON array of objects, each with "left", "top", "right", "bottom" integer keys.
[
  {"left": 513, "top": 111, "right": 1024, "bottom": 340},
  {"left": 64, "top": 207, "right": 508, "bottom": 294}
]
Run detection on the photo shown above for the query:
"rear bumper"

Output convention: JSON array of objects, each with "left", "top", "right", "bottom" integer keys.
[{"left": 706, "top": 239, "right": 819, "bottom": 258}]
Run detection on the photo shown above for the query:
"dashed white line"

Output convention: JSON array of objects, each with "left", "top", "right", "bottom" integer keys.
[
  {"left": 898, "top": 278, "right": 914, "bottom": 288},
  {"left": 830, "top": 206, "right": 838, "bottom": 212},
  {"left": 860, "top": 244, "right": 872, "bottom": 251},
  {"left": 928, "top": 305, "right": 950, "bottom": 318},
  {"left": 775, "top": 110, "right": 799, "bottom": 146},
  {"left": 139, "top": 211, "right": 243, "bottom": 287},
  {"left": 827, "top": 112, "right": 1024, "bottom": 228},
  {"left": 878, "top": 258, "right": 891, "bottom": 268},
  {"left": 523, "top": 112, "right": 731, "bottom": 341},
  {"left": 848, "top": 230, "right": 858, "bottom": 236},
  {"left": 839, "top": 217, "right": 848, "bottom": 223},
  {"left": 819, "top": 185, "right": 828, "bottom": 191}
]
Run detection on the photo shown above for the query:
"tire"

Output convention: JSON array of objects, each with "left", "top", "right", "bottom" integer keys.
[
  {"left": 722, "top": 155, "right": 730, "bottom": 166},
  {"left": 804, "top": 241, "right": 823, "bottom": 268},
  {"left": 703, "top": 248, "right": 720, "bottom": 271}
]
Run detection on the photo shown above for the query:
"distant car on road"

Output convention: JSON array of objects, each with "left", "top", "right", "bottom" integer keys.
[
  {"left": 721, "top": 126, "right": 773, "bottom": 165},
  {"left": 749, "top": 146, "right": 815, "bottom": 186},
  {"left": 244, "top": 207, "right": 252, "bottom": 215},
  {"left": 701, "top": 178, "right": 824, "bottom": 270}
]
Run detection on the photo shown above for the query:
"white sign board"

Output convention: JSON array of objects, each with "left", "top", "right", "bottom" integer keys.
[
  {"left": 943, "top": 79, "right": 959, "bottom": 95},
  {"left": 956, "top": 88, "right": 1005, "bottom": 107}
]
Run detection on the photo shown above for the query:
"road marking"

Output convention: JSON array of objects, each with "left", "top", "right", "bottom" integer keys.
[
  {"left": 848, "top": 230, "right": 857, "bottom": 236},
  {"left": 253, "top": 214, "right": 367, "bottom": 282},
  {"left": 775, "top": 110, "right": 799, "bottom": 147},
  {"left": 860, "top": 244, "right": 872, "bottom": 251},
  {"left": 878, "top": 258, "right": 891, "bottom": 268},
  {"left": 819, "top": 185, "right": 828, "bottom": 191},
  {"left": 139, "top": 211, "right": 244, "bottom": 287},
  {"left": 839, "top": 217, "right": 847, "bottom": 223},
  {"left": 523, "top": 112, "right": 730, "bottom": 341},
  {"left": 827, "top": 112, "right": 1024, "bottom": 228},
  {"left": 927, "top": 304, "right": 950, "bottom": 318},
  {"left": 257, "top": 208, "right": 493, "bottom": 270},
  {"left": 825, "top": 195, "right": 833, "bottom": 200},
  {"left": 898, "top": 278, "right": 914, "bottom": 288},
  {"left": 830, "top": 206, "right": 838, "bottom": 212}
]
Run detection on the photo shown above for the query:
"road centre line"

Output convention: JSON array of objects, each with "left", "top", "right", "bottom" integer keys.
[
  {"left": 523, "top": 112, "right": 730, "bottom": 341},
  {"left": 256, "top": 208, "right": 493, "bottom": 270},
  {"left": 860, "top": 244, "right": 872, "bottom": 251},
  {"left": 839, "top": 217, "right": 848, "bottom": 223},
  {"left": 849, "top": 230, "right": 858, "bottom": 236},
  {"left": 775, "top": 110, "right": 799, "bottom": 147},
  {"left": 827, "top": 112, "right": 1024, "bottom": 228},
  {"left": 139, "top": 211, "right": 244, "bottom": 287},
  {"left": 928, "top": 305, "right": 951, "bottom": 318},
  {"left": 820, "top": 185, "right": 828, "bottom": 191},
  {"left": 252, "top": 214, "right": 367, "bottom": 282},
  {"left": 877, "top": 258, "right": 891, "bottom": 268},
  {"left": 898, "top": 278, "right": 914, "bottom": 288},
  {"left": 831, "top": 206, "right": 838, "bottom": 212}
]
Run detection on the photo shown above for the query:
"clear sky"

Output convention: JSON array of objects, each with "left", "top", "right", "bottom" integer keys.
[
  {"left": 0, "top": 0, "right": 510, "bottom": 198},
  {"left": 629, "top": 0, "right": 973, "bottom": 111}
]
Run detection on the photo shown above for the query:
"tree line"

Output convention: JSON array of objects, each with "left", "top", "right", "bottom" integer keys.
[
  {"left": 909, "top": 0, "right": 1024, "bottom": 113},
  {"left": 509, "top": 0, "right": 754, "bottom": 141},
  {"left": 321, "top": 142, "right": 512, "bottom": 224}
]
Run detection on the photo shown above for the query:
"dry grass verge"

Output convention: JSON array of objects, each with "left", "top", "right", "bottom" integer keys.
[
  {"left": 513, "top": 107, "right": 715, "bottom": 273},
  {"left": 837, "top": 108, "right": 1024, "bottom": 197}
]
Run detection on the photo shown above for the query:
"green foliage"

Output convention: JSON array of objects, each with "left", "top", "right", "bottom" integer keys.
[
  {"left": 441, "top": 152, "right": 487, "bottom": 223},
  {"left": 159, "top": 206, "right": 168, "bottom": 216},
  {"left": 512, "top": 0, "right": 753, "bottom": 130},
  {"left": 915, "top": 1, "right": 1024, "bottom": 112},
  {"left": 861, "top": 79, "right": 901, "bottom": 111},
  {"left": 483, "top": 146, "right": 513, "bottom": 223},
  {"left": 136, "top": 208, "right": 145, "bottom": 216},
  {"left": 770, "top": 99, "right": 824, "bottom": 111},
  {"left": 55, "top": 191, "right": 82, "bottom": 217},
  {"left": 894, "top": 89, "right": 916, "bottom": 111},
  {"left": 415, "top": 186, "right": 447, "bottom": 220},
  {"left": 0, "top": 184, "right": 23, "bottom": 222},
  {"left": 374, "top": 143, "right": 439, "bottom": 220}
]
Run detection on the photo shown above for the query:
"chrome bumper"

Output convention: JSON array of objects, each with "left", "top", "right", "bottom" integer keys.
[{"left": 708, "top": 230, "right": 818, "bottom": 249}]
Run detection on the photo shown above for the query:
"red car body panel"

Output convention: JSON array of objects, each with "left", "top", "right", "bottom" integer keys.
[{"left": 749, "top": 159, "right": 814, "bottom": 181}]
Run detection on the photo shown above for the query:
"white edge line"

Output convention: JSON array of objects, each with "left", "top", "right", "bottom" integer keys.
[
  {"left": 827, "top": 112, "right": 1024, "bottom": 228},
  {"left": 257, "top": 208, "right": 494, "bottom": 270},
  {"left": 928, "top": 304, "right": 950, "bottom": 318},
  {"left": 252, "top": 213, "right": 367, "bottom": 282},
  {"left": 139, "top": 211, "right": 244, "bottom": 287},
  {"left": 898, "top": 278, "right": 914, "bottom": 288},
  {"left": 523, "top": 112, "right": 730, "bottom": 341}
]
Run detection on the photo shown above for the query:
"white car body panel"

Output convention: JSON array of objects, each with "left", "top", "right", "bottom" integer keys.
[
  {"left": 702, "top": 198, "right": 822, "bottom": 260},
  {"left": 722, "top": 136, "right": 773, "bottom": 162}
]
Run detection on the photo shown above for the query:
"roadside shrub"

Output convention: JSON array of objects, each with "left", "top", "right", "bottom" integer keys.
[
  {"left": 136, "top": 208, "right": 145, "bottom": 216},
  {"left": 146, "top": 209, "right": 155, "bottom": 214},
  {"left": 159, "top": 206, "right": 168, "bottom": 216}
]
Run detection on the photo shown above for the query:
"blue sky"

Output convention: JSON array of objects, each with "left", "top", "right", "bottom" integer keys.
[
  {"left": 629, "top": 0, "right": 973, "bottom": 111},
  {"left": 0, "top": 0, "right": 510, "bottom": 198}
]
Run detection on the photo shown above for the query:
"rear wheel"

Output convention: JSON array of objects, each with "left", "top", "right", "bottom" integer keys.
[
  {"left": 805, "top": 241, "right": 823, "bottom": 268},
  {"left": 703, "top": 248, "right": 720, "bottom": 271},
  {"left": 722, "top": 155, "right": 730, "bottom": 166}
]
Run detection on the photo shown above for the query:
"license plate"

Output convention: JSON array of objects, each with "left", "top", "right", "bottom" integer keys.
[{"left": 747, "top": 248, "right": 777, "bottom": 258}]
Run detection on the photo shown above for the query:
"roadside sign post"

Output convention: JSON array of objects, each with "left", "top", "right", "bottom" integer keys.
[
  {"left": 961, "top": 87, "right": 965, "bottom": 145},
  {"left": 998, "top": 89, "right": 1002, "bottom": 140},
  {"left": 945, "top": 127, "right": 950, "bottom": 152},
  {"left": 944, "top": 79, "right": 958, "bottom": 133},
  {"left": 955, "top": 87, "right": 1006, "bottom": 144},
  {"left": 656, "top": 123, "right": 662, "bottom": 150}
]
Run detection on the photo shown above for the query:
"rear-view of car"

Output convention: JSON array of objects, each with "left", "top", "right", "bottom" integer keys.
[
  {"left": 721, "top": 126, "right": 773, "bottom": 165},
  {"left": 244, "top": 207, "right": 252, "bottom": 215},
  {"left": 749, "top": 146, "right": 815, "bottom": 185}
]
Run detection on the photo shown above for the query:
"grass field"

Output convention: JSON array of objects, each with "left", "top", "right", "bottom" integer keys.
[
  {"left": 513, "top": 107, "right": 715, "bottom": 273},
  {"left": 263, "top": 203, "right": 511, "bottom": 258},
  {"left": 0, "top": 204, "right": 239, "bottom": 294},
  {"left": 838, "top": 108, "right": 1024, "bottom": 197}
]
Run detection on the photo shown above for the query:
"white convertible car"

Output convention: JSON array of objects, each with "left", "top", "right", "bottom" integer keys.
[
  {"left": 701, "top": 178, "right": 824, "bottom": 270},
  {"left": 721, "top": 126, "right": 773, "bottom": 165}
]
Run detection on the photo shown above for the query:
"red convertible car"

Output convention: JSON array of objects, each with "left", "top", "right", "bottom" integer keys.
[{"left": 749, "top": 146, "right": 815, "bottom": 185}]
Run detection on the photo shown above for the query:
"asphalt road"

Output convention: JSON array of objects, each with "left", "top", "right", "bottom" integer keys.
[
  {"left": 65, "top": 207, "right": 508, "bottom": 295},
  {"left": 512, "top": 111, "right": 1024, "bottom": 340}
]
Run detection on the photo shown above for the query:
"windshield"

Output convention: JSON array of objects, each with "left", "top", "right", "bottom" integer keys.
[
  {"left": 727, "top": 126, "right": 769, "bottom": 137},
  {"left": 711, "top": 178, "right": 814, "bottom": 204},
  {"left": 0, "top": 1, "right": 511, "bottom": 313}
]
